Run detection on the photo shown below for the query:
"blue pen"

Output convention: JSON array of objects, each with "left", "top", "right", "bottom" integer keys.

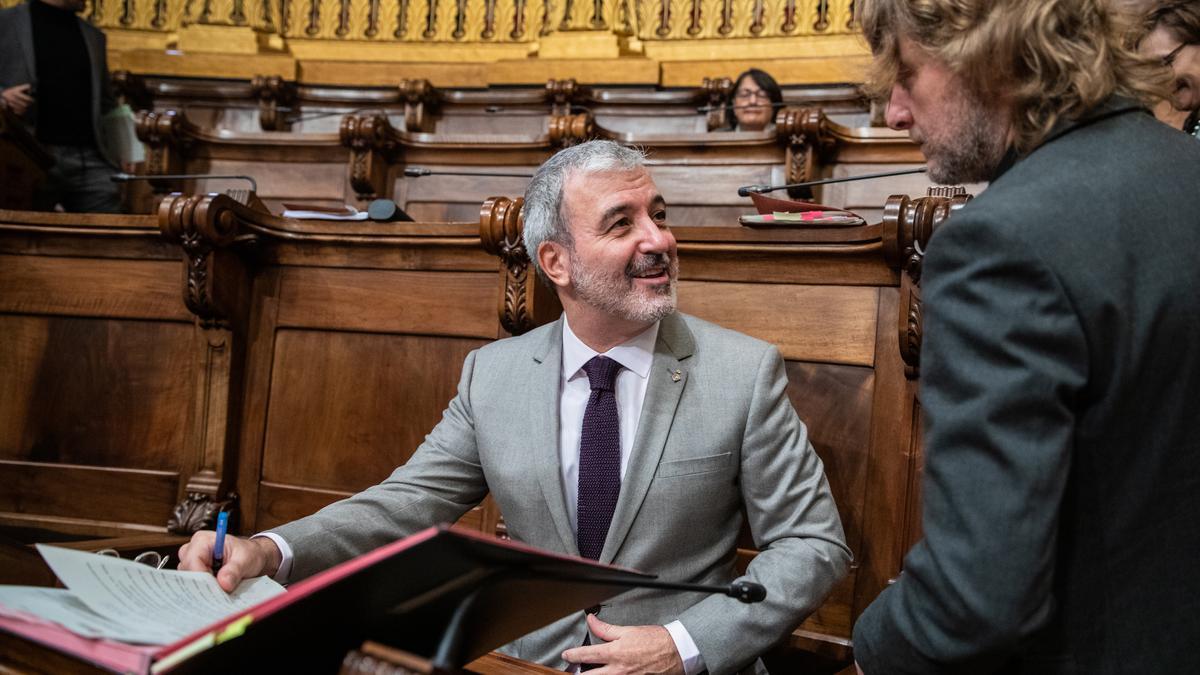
[{"left": 211, "top": 511, "right": 229, "bottom": 574}]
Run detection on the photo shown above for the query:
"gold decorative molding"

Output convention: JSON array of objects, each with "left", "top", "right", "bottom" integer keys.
[
  {"left": 479, "top": 195, "right": 561, "bottom": 335},
  {"left": 60, "top": 0, "right": 868, "bottom": 75}
]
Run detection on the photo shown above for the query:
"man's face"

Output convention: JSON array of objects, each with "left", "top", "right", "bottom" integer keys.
[
  {"left": 884, "top": 38, "right": 1010, "bottom": 184},
  {"left": 559, "top": 167, "right": 678, "bottom": 326},
  {"left": 1141, "top": 26, "right": 1200, "bottom": 113}
]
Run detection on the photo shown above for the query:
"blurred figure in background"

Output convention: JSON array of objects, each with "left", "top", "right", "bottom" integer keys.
[
  {"left": 0, "top": 0, "right": 121, "bottom": 212},
  {"left": 1137, "top": 1, "right": 1200, "bottom": 138},
  {"left": 725, "top": 69, "right": 783, "bottom": 131}
]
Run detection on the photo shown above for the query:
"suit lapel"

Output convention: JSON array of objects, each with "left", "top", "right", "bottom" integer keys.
[
  {"left": 16, "top": 5, "right": 36, "bottom": 86},
  {"left": 528, "top": 318, "right": 578, "bottom": 555},
  {"left": 600, "top": 313, "right": 694, "bottom": 563}
]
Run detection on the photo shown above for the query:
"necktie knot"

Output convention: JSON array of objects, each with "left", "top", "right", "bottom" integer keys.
[{"left": 582, "top": 356, "right": 621, "bottom": 392}]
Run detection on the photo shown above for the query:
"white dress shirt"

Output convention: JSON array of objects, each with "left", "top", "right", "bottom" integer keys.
[{"left": 261, "top": 316, "right": 704, "bottom": 674}]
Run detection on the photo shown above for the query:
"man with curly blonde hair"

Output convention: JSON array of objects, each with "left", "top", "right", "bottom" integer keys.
[{"left": 851, "top": 1, "right": 1200, "bottom": 673}]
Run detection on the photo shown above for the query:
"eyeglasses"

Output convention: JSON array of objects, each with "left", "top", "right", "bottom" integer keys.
[
  {"left": 734, "top": 89, "right": 770, "bottom": 102},
  {"left": 1162, "top": 42, "right": 1191, "bottom": 67}
]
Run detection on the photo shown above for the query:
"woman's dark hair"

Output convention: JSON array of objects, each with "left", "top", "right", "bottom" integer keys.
[{"left": 725, "top": 69, "right": 784, "bottom": 129}]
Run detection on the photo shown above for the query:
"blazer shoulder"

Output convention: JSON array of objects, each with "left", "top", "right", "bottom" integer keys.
[{"left": 675, "top": 312, "right": 776, "bottom": 364}]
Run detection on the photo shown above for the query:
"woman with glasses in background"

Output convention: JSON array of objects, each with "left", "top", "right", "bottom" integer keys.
[
  {"left": 1138, "top": 1, "right": 1200, "bottom": 138},
  {"left": 725, "top": 69, "right": 783, "bottom": 131}
]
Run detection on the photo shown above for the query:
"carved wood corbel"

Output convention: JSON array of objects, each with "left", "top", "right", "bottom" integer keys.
[
  {"left": 158, "top": 192, "right": 261, "bottom": 529},
  {"left": 881, "top": 188, "right": 973, "bottom": 378},
  {"left": 251, "top": 74, "right": 297, "bottom": 131},
  {"left": 399, "top": 78, "right": 439, "bottom": 132},
  {"left": 479, "top": 196, "right": 562, "bottom": 335},
  {"left": 702, "top": 76, "right": 733, "bottom": 131},
  {"left": 546, "top": 78, "right": 584, "bottom": 116},
  {"left": 136, "top": 109, "right": 196, "bottom": 178},
  {"left": 775, "top": 106, "right": 835, "bottom": 198},
  {"left": 340, "top": 112, "right": 400, "bottom": 201},
  {"left": 548, "top": 111, "right": 595, "bottom": 148}
]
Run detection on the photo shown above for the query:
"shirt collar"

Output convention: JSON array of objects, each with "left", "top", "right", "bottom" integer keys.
[{"left": 562, "top": 316, "right": 658, "bottom": 382}]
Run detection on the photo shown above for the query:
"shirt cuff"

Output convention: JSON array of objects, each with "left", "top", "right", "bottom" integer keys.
[
  {"left": 252, "top": 532, "right": 293, "bottom": 584},
  {"left": 664, "top": 620, "right": 705, "bottom": 675}
]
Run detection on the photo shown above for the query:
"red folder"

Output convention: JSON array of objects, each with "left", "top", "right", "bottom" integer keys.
[{"left": 0, "top": 525, "right": 654, "bottom": 674}]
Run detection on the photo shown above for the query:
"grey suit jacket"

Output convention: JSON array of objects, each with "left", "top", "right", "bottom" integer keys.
[
  {"left": 853, "top": 99, "right": 1200, "bottom": 673},
  {"left": 273, "top": 312, "right": 850, "bottom": 674},
  {"left": 0, "top": 2, "right": 118, "bottom": 166}
]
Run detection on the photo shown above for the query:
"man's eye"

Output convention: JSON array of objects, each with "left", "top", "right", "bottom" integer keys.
[{"left": 653, "top": 210, "right": 668, "bottom": 223}]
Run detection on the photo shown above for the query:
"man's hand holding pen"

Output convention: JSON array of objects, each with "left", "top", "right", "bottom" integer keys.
[{"left": 178, "top": 529, "right": 283, "bottom": 593}]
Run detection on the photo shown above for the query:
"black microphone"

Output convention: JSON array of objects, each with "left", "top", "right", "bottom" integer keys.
[
  {"left": 737, "top": 166, "right": 928, "bottom": 197},
  {"left": 366, "top": 198, "right": 415, "bottom": 222},
  {"left": 404, "top": 167, "right": 534, "bottom": 179},
  {"left": 111, "top": 171, "right": 258, "bottom": 192},
  {"left": 534, "top": 569, "right": 767, "bottom": 604}
]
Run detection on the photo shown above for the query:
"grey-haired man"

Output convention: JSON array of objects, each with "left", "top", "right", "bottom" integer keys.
[{"left": 180, "top": 140, "right": 849, "bottom": 674}]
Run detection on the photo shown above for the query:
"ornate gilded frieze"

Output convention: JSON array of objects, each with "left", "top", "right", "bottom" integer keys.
[{"left": 16, "top": 0, "right": 859, "bottom": 45}]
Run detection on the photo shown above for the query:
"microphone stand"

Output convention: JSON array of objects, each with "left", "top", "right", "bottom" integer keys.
[
  {"left": 738, "top": 166, "right": 928, "bottom": 197},
  {"left": 111, "top": 172, "right": 258, "bottom": 193},
  {"left": 404, "top": 167, "right": 534, "bottom": 179}
]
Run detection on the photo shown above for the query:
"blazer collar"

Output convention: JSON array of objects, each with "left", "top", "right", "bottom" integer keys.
[
  {"left": 992, "top": 96, "right": 1147, "bottom": 182},
  {"left": 528, "top": 318, "right": 578, "bottom": 555}
]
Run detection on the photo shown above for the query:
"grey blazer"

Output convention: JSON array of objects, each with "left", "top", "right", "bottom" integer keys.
[
  {"left": 0, "top": 2, "right": 118, "bottom": 166},
  {"left": 853, "top": 99, "right": 1200, "bottom": 673},
  {"left": 273, "top": 312, "right": 850, "bottom": 674}
]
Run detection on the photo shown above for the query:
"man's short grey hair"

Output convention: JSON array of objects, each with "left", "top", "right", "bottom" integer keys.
[{"left": 523, "top": 140, "right": 647, "bottom": 277}]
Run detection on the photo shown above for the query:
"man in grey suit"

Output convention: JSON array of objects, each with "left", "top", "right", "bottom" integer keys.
[
  {"left": 0, "top": 0, "right": 120, "bottom": 212},
  {"left": 180, "top": 140, "right": 850, "bottom": 674},
  {"left": 852, "top": 1, "right": 1200, "bottom": 673}
]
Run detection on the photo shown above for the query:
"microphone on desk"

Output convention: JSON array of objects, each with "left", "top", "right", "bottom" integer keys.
[
  {"left": 737, "top": 166, "right": 928, "bottom": 197},
  {"left": 403, "top": 167, "right": 535, "bottom": 179},
  {"left": 111, "top": 172, "right": 259, "bottom": 193},
  {"left": 535, "top": 570, "right": 767, "bottom": 604},
  {"left": 366, "top": 198, "right": 415, "bottom": 222}
]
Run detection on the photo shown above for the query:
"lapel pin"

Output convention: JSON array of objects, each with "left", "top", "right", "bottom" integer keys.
[{"left": 672, "top": 369, "right": 681, "bottom": 382}]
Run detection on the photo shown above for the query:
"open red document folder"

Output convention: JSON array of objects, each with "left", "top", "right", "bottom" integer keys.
[
  {"left": 739, "top": 191, "right": 867, "bottom": 226},
  {"left": 0, "top": 526, "right": 654, "bottom": 674}
]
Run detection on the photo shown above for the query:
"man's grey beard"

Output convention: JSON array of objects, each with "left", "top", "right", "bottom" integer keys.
[
  {"left": 925, "top": 92, "right": 1009, "bottom": 185},
  {"left": 570, "top": 252, "right": 679, "bottom": 324}
]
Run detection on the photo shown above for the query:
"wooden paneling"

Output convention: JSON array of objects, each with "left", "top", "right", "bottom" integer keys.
[
  {"left": 260, "top": 330, "right": 488, "bottom": 492},
  {"left": 275, "top": 269, "right": 499, "bottom": 338},
  {"left": 0, "top": 460, "right": 179, "bottom": 527},
  {"left": 678, "top": 282, "right": 879, "bottom": 366},
  {"left": 0, "top": 316, "right": 194, "bottom": 470},
  {"left": 0, "top": 255, "right": 190, "bottom": 322}
]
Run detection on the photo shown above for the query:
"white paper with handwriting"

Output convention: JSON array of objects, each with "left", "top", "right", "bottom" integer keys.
[{"left": 0, "top": 545, "right": 284, "bottom": 645}]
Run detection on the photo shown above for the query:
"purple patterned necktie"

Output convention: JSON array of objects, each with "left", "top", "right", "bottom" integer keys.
[{"left": 576, "top": 355, "right": 623, "bottom": 561}]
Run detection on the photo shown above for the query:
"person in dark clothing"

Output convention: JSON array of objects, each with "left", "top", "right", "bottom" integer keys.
[
  {"left": 0, "top": 0, "right": 121, "bottom": 213},
  {"left": 851, "top": 0, "right": 1199, "bottom": 673}
]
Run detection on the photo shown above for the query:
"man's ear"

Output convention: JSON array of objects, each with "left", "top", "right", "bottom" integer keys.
[{"left": 537, "top": 241, "right": 571, "bottom": 289}]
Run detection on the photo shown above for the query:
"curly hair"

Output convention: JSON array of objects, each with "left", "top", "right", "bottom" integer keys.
[{"left": 857, "top": 0, "right": 1170, "bottom": 153}]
